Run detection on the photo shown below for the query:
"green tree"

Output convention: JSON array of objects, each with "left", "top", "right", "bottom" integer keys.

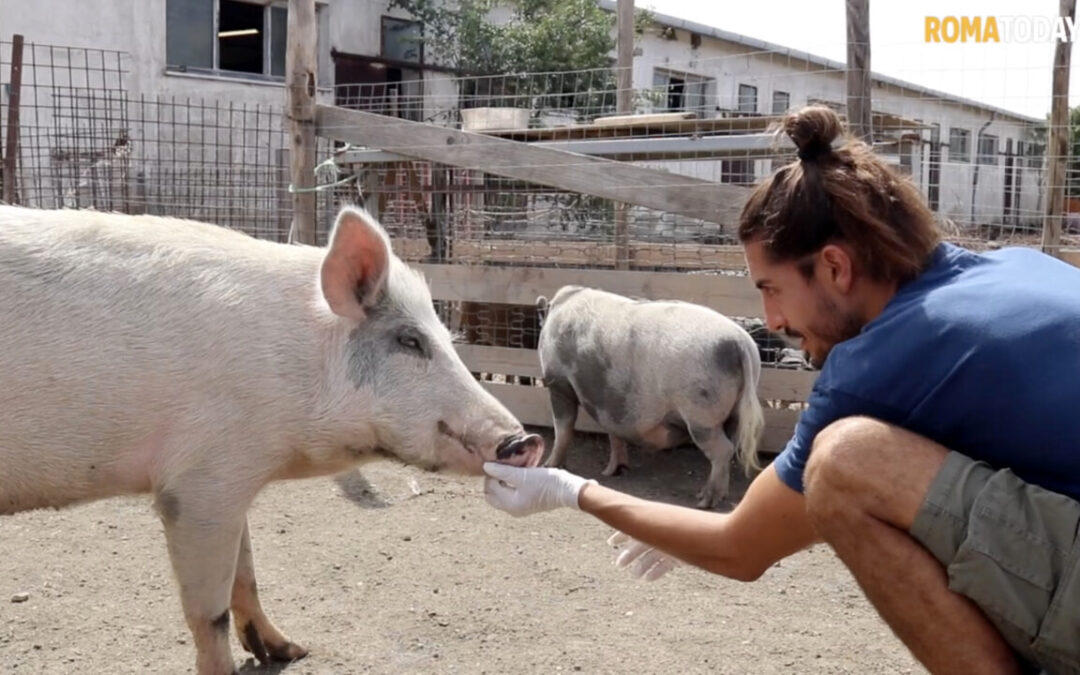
[{"left": 388, "top": 0, "right": 641, "bottom": 115}]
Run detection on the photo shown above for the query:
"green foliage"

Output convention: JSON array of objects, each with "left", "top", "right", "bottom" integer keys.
[
  {"left": 388, "top": 0, "right": 622, "bottom": 112},
  {"left": 389, "top": 0, "right": 615, "bottom": 74}
]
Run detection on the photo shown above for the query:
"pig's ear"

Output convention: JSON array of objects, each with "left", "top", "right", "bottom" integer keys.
[{"left": 320, "top": 207, "right": 391, "bottom": 321}]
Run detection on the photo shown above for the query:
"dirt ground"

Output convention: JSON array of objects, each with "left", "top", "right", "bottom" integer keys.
[{"left": 1, "top": 428, "right": 923, "bottom": 675}]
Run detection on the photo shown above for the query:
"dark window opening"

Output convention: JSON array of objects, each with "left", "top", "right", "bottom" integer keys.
[
  {"left": 666, "top": 76, "right": 685, "bottom": 111},
  {"left": 218, "top": 0, "right": 264, "bottom": 74}
]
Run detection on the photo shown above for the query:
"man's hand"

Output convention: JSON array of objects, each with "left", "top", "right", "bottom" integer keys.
[
  {"left": 483, "top": 462, "right": 597, "bottom": 517},
  {"left": 608, "top": 531, "right": 680, "bottom": 581}
]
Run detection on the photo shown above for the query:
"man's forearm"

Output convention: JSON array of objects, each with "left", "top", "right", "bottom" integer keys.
[
  {"left": 577, "top": 464, "right": 821, "bottom": 581},
  {"left": 577, "top": 482, "right": 760, "bottom": 579}
]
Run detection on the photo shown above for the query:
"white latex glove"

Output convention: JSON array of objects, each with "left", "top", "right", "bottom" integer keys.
[
  {"left": 608, "top": 531, "right": 681, "bottom": 581},
  {"left": 482, "top": 462, "right": 597, "bottom": 517}
]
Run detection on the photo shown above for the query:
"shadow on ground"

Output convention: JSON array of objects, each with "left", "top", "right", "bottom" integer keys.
[
  {"left": 521, "top": 425, "right": 759, "bottom": 512},
  {"left": 333, "top": 469, "right": 391, "bottom": 509}
]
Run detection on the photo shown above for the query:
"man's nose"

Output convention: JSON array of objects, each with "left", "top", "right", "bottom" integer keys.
[{"left": 764, "top": 303, "right": 786, "bottom": 333}]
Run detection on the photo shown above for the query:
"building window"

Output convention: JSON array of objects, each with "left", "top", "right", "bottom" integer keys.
[
  {"left": 382, "top": 17, "right": 422, "bottom": 64},
  {"left": 721, "top": 159, "right": 754, "bottom": 185},
  {"left": 166, "top": 0, "right": 292, "bottom": 79},
  {"left": 652, "top": 68, "right": 712, "bottom": 115},
  {"left": 771, "top": 90, "right": 790, "bottom": 114},
  {"left": 737, "top": 84, "right": 757, "bottom": 113},
  {"left": 949, "top": 128, "right": 970, "bottom": 162},
  {"left": 977, "top": 133, "right": 998, "bottom": 165},
  {"left": 1027, "top": 141, "right": 1044, "bottom": 169}
]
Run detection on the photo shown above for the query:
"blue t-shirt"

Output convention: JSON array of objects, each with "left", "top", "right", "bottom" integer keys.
[{"left": 773, "top": 242, "right": 1080, "bottom": 501}]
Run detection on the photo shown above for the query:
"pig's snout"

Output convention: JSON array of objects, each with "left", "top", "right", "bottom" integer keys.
[{"left": 495, "top": 433, "right": 544, "bottom": 466}]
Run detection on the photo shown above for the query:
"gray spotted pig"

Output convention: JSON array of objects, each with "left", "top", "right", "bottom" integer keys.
[{"left": 536, "top": 285, "right": 764, "bottom": 508}]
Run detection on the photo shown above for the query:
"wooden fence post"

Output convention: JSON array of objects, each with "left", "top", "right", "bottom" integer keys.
[
  {"left": 286, "top": 0, "right": 317, "bottom": 244},
  {"left": 1043, "top": 0, "right": 1076, "bottom": 257},
  {"left": 3, "top": 34, "right": 25, "bottom": 204},
  {"left": 613, "top": 0, "right": 634, "bottom": 269},
  {"left": 845, "top": 0, "right": 872, "bottom": 144}
]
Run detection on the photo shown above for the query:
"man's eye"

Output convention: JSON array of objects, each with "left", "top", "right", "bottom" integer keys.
[{"left": 398, "top": 335, "right": 422, "bottom": 351}]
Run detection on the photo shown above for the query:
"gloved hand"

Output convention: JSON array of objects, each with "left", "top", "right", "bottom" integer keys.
[
  {"left": 482, "top": 462, "right": 597, "bottom": 517},
  {"left": 608, "top": 531, "right": 680, "bottom": 581}
]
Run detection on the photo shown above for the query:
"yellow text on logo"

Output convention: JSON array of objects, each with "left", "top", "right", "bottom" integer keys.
[{"left": 925, "top": 16, "right": 1001, "bottom": 42}]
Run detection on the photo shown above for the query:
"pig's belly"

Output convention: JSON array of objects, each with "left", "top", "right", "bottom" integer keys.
[
  {"left": 595, "top": 416, "right": 689, "bottom": 452},
  {"left": 0, "top": 407, "right": 161, "bottom": 515}
]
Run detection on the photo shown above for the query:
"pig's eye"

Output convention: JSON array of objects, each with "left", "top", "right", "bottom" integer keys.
[{"left": 397, "top": 334, "right": 423, "bottom": 352}]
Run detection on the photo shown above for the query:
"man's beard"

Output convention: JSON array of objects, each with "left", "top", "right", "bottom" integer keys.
[{"left": 785, "top": 294, "right": 864, "bottom": 370}]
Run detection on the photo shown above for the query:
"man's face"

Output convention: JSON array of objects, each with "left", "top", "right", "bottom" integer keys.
[{"left": 744, "top": 240, "right": 864, "bottom": 369}]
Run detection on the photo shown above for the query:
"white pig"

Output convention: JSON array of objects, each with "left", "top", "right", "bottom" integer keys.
[
  {"left": 536, "top": 285, "right": 764, "bottom": 509},
  {"left": 0, "top": 204, "right": 543, "bottom": 675}
]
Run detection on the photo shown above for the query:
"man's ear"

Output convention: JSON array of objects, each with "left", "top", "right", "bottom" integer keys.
[{"left": 819, "top": 244, "right": 854, "bottom": 293}]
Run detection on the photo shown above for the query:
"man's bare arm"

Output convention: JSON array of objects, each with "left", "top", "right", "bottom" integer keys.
[{"left": 578, "top": 464, "right": 820, "bottom": 580}]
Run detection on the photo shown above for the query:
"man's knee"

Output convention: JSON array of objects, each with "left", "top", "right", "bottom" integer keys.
[
  {"left": 804, "top": 415, "right": 892, "bottom": 496},
  {"left": 805, "top": 416, "right": 948, "bottom": 531}
]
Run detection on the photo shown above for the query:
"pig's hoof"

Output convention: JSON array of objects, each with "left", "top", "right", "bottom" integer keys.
[
  {"left": 601, "top": 463, "right": 627, "bottom": 477},
  {"left": 695, "top": 491, "right": 724, "bottom": 510},
  {"left": 239, "top": 622, "right": 308, "bottom": 664},
  {"left": 268, "top": 641, "right": 308, "bottom": 662}
]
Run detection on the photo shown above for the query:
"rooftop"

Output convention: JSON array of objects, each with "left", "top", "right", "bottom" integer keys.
[{"left": 598, "top": 0, "right": 1044, "bottom": 125}]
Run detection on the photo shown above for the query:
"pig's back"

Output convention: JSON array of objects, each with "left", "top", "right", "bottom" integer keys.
[
  {"left": 543, "top": 289, "right": 746, "bottom": 365},
  {"left": 0, "top": 207, "right": 319, "bottom": 473},
  {"left": 540, "top": 289, "right": 752, "bottom": 396}
]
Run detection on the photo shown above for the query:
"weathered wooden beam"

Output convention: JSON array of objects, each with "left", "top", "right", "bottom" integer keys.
[
  {"left": 1062, "top": 248, "right": 1080, "bottom": 268},
  {"left": 336, "top": 133, "right": 796, "bottom": 164},
  {"left": 845, "top": 0, "right": 872, "bottom": 143},
  {"left": 315, "top": 104, "right": 748, "bottom": 225},
  {"left": 3, "top": 35, "right": 25, "bottom": 204},
  {"left": 1043, "top": 0, "right": 1077, "bottom": 257},
  {"left": 457, "top": 344, "right": 816, "bottom": 402},
  {"left": 390, "top": 237, "right": 751, "bottom": 270},
  {"left": 480, "top": 381, "right": 799, "bottom": 454},
  {"left": 416, "top": 262, "right": 763, "bottom": 318},
  {"left": 286, "top": 0, "right": 318, "bottom": 244},
  {"left": 614, "top": 0, "right": 635, "bottom": 267},
  {"left": 616, "top": 0, "right": 634, "bottom": 115}
]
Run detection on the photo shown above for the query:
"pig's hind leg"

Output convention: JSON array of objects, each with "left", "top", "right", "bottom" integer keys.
[
  {"left": 231, "top": 520, "right": 308, "bottom": 664},
  {"left": 687, "top": 424, "right": 736, "bottom": 509},
  {"left": 601, "top": 434, "right": 630, "bottom": 476}
]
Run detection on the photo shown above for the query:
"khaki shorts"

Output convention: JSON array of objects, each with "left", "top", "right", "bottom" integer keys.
[{"left": 911, "top": 451, "right": 1080, "bottom": 674}]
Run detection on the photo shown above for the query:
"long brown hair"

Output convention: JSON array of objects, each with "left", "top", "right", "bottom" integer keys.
[{"left": 738, "top": 105, "right": 941, "bottom": 284}]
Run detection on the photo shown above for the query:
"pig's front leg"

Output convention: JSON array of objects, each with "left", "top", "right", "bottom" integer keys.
[
  {"left": 602, "top": 434, "right": 630, "bottom": 476},
  {"left": 231, "top": 520, "right": 307, "bottom": 664},
  {"left": 542, "top": 379, "right": 579, "bottom": 468},
  {"left": 156, "top": 481, "right": 253, "bottom": 675}
]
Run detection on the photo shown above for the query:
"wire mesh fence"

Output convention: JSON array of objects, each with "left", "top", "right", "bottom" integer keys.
[
  {"left": 1, "top": 40, "right": 338, "bottom": 243},
  {"left": 3, "top": 35, "right": 1077, "bottom": 374},
  {"left": 320, "top": 49, "right": 1077, "bottom": 369}
]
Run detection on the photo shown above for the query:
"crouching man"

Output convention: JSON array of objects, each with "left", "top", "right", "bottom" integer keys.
[{"left": 482, "top": 106, "right": 1080, "bottom": 675}]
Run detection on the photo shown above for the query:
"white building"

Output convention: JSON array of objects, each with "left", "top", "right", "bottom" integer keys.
[
  {"left": 596, "top": 0, "right": 1046, "bottom": 231},
  {"left": 0, "top": 0, "right": 1048, "bottom": 231},
  {"left": 0, "top": 0, "right": 461, "bottom": 112},
  {"left": 0, "top": 0, "right": 457, "bottom": 233}
]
